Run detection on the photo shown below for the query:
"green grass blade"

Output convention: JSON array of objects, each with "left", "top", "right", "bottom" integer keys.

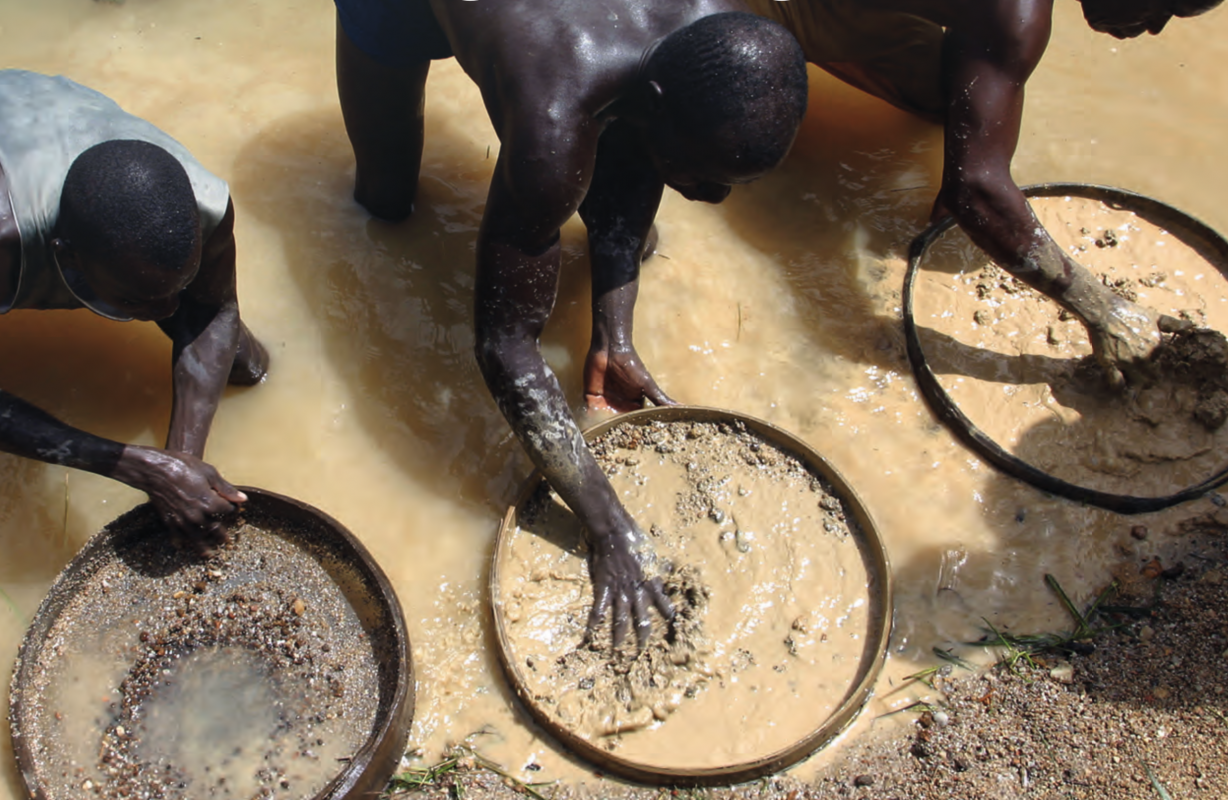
[
  {"left": 1044, "top": 574, "right": 1090, "bottom": 638},
  {"left": 0, "top": 585, "right": 21, "bottom": 621},
  {"left": 1143, "top": 762, "right": 1174, "bottom": 800}
]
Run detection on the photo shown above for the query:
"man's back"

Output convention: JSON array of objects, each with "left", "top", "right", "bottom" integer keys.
[{"left": 428, "top": 0, "right": 746, "bottom": 130}]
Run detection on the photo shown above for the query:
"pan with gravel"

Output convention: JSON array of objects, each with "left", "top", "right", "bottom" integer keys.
[
  {"left": 489, "top": 406, "right": 892, "bottom": 786},
  {"left": 8, "top": 488, "right": 413, "bottom": 800}
]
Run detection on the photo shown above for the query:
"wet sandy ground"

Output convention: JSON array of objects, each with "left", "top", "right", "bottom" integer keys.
[{"left": 2, "top": 0, "right": 1228, "bottom": 795}]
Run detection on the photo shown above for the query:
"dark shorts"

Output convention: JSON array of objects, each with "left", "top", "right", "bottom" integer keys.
[{"left": 335, "top": 0, "right": 452, "bottom": 68}]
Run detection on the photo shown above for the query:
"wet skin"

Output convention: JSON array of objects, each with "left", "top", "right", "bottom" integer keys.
[
  {"left": 878, "top": 0, "right": 1218, "bottom": 387},
  {"left": 336, "top": 0, "right": 794, "bottom": 646},
  {"left": 0, "top": 162, "right": 269, "bottom": 552},
  {"left": 602, "top": 0, "right": 1220, "bottom": 396}
]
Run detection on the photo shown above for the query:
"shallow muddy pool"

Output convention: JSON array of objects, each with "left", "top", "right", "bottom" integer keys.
[{"left": 2, "top": 0, "right": 1227, "bottom": 792}]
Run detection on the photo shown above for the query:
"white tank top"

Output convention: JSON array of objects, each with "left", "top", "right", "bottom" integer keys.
[{"left": 0, "top": 70, "right": 230, "bottom": 312}]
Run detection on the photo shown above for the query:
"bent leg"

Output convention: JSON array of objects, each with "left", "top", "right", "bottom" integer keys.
[
  {"left": 335, "top": 12, "right": 432, "bottom": 221},
  {"left": 228, "top": 321, "right": 269, "bottom": 386}
]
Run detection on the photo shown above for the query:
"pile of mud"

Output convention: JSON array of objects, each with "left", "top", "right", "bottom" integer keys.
[
  {"left": 1146, "top": 324, "right": 1228, "bottom": 432},
  {"left": 13, "top": 517, "right": 382, "bottom": 800}
]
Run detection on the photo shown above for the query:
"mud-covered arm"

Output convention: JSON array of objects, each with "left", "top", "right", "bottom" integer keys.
[
  {"left": 475, "top": 122, "right": 671, "bottom": 645},
  {"left": 578, "top": 121, "right": 675, "bottom": 413},
  {"left": 936, "top": 0, "right": 1159, "bottom": 385}
]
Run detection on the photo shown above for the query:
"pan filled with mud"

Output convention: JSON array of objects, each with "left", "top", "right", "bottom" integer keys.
[
  {"left": 905, "top": 183, "right": 1228, "bottom": 512},
  {"left": 8, "top": 488, "right": 413, "bottom": 800},
  {"left": 489, "top": 406, "right": 892, "bottom": 785}
]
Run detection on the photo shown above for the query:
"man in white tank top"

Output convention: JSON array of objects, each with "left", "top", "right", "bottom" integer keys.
[{"left": 0, "top": 70, "right": 268, "bottom": 553}]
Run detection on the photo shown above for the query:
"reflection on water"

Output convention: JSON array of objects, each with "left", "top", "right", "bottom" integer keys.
[{"left": 2, "top": 0, "right": 1227, "bottom": 793}]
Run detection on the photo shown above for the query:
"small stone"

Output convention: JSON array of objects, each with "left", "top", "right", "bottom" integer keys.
[
  {"left": 853, "top": 775, "right": 875, "bottom": 787},
  {"left": 931, "top": 710, "right": 950, "bottom": 728},
  {"left": 1130, "top": 525, "right": 1148, "bottom": 541},
  {"left": 1049, "top": 662, "right": 1075, "bottom": 684},
  {"left": 911, "top": 741, "right": 931, "bottom": 759},
  {"left": 953, "top": 755, "right": 972, "bottom": 772},
  {"left": 1139, "top": 626, "right": 1155, "bottom": 642},
  {"left": 1154, "top": 687, "right": 1171, "bottom": 700},
  {"left": 291, "top": 598, "right": 307, "bottom": 616},
  {"left": 973, "top": 310, "right": 991, "bottom": 326},
  {"left": 1201, "top": 570, "right": 1222, "bottom": 585}
]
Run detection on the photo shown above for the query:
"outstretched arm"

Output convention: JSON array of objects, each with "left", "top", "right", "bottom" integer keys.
[
  {"left": 475, "top": 125, "right": 672, "bottom": 646},
  {"left": 579, "top": 122, "right": 676, "bottom": 413},
  {"left": 936, "top": 0, "right": 1159, "bottom": 386},
  {"left": 0, "top": 390, "right": 241, "bottom": 550}
]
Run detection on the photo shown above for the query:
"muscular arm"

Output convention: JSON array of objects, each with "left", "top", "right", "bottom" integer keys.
[
  {"left": 157, "top": 199, "right": 242, "bottom": 457},
  {"left": 0, "top": 193, "right": 242, "bottom": 550},
  {"left": 475, "top": 121, "right": 671, "bottom": 645},
  {"left": 936, "top": 0, "right": 1159, "bottom": 384},
  {"left": 579, "top": 122, "right": 675, "bottom": 413}
]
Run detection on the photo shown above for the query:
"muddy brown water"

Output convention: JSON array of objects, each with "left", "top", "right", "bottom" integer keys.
[{"left": 2, "top": 0, "right": 1228, "bottom": 792}]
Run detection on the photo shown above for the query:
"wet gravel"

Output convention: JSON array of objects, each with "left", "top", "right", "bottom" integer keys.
[{"left": 388, "top": 531, "right": 1227, "bottom": 800}]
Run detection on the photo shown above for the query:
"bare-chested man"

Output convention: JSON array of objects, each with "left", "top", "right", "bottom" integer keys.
[
  {"left": 741, "top": 0, "right": 1224, "bottom": 389},
  {"left": 0, "top": 70, "right": 268, "bottom": 552},
  {"left": 334, "top": 0, "right": 809, "bottom": 644}
]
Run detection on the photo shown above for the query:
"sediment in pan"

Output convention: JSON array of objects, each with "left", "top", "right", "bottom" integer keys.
[
  {"left": 498, "top": 417, "right": 883, "bottom": 774},
  {"left": 13, "top": 512, "right": 383, "bottom": 800}
]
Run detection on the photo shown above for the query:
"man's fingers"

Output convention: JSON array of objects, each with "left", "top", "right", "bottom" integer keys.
[
  {"left": 204, "top": 518, "right": 232, "bottom": 548},
  {"left": 612, "top": 590, "right": 631, "bottom": 647},
  {"left": 584, "top": 393, "right": 619, "bottom": 415},
  {"left": 647, "top": 577, "right": 675, "bottom": 622},
  {"left": 633, "top": 592, "right": 652, "bottom": 650},
  {"left": 1105, "top": 364, "right": 1126, "bottom": 391},
  {"left": 643, "top": 382, "right": 676, "bottom": 408},
  {"left": 1158, "top": 314, "right": 1194, "bottom": 334},
  {"left": 211, "top": 477, "right": 247, "bottom": 505},
  {"left": 585, "top": 583, "right": 614, "bottom": 643}
]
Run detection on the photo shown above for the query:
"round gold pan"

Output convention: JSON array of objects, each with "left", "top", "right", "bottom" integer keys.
[
  {"left": 489, "top": 405, "right": 894, "bottom": 786},
  {"left": 8, "top": 487, "right": 414, "bottom": 800},
  {"left": 904, "top": 182, "right": 1228, "bottom": 513}
]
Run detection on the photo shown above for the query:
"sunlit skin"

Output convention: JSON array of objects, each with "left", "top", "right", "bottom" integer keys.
[
  {"left": 0, "top": 161, "right": 269, "bottom": 553},
  {"left": 588, "top": 0, "right": 1224, "bottom": 420},
  {"left": 335, "top": 0, "right": 804, "bottom": 646},
  {"left": 797, "top": 0, "right": 1221, "bottom": 388}
]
